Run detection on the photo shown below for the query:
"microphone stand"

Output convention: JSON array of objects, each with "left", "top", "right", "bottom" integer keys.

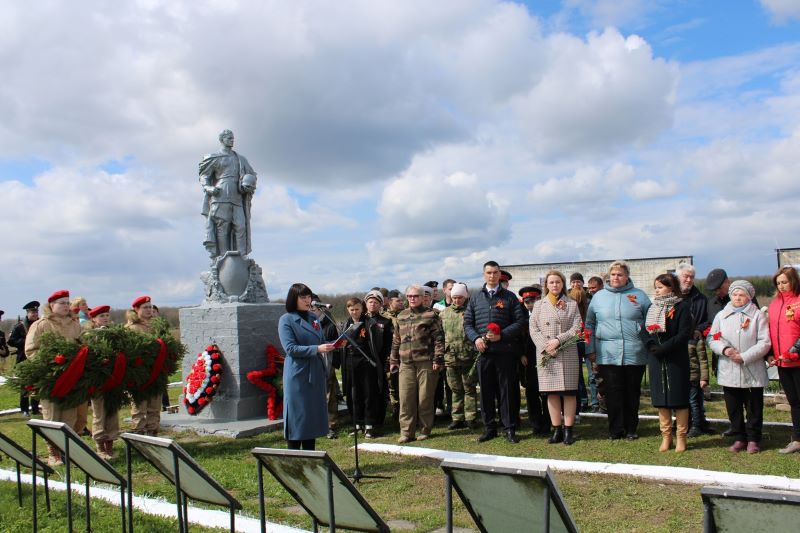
[{"left": 328, "top": 310, "right": 390, "bottom": 484}]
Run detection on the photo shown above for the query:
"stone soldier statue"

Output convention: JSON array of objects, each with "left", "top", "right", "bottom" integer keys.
[{"left": 199, "top": 129, "right": 257, "bottom": 259}]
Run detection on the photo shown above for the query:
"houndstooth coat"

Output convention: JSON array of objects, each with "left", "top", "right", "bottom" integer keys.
[{"left": 530, "top": 295, "right": 582, "bottom": 392}]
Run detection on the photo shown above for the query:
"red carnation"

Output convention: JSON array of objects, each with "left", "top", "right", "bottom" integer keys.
[
  {"left": 211, "top": 375, "right": 220, "bottom": 383},
  {"left": 198, "top": 397, "right": 207, "bottom": 405},
  {"left": 712, "top": 332, "right": 722, "bottom": 341},
  {"left": 212, "top": 363, "right": 222, "bottom": 372},
  {"left": 206, "top": 345, "right": 215, "bottom": 352},
  {"left": 134, "top": 357, "right": 144, "bottom": 366},
  {"left": 183, "top": 386, "right": 187, "bottom": 393},
  {"left": 583, "top": 328, "right": 593, "bottom": 344},
  {"left": 25, "top": 385, "right": 35, "bottom": 392},
  {"left": 487, "top": 323, "right": 501, "bottom": 335},
  {"left": 211, "top": 353, "right": 220, "bottom": 360},
  {"left": 54, "top": 354, "right": 67, "bottom": 365},
  {"left": 206, "top": 386, "right": 214, "bottom": 394},
  {"left": 187, "top": 406, "right": 196, "bottom": 414},
  {"left": 702, "top": 327, "right": 711, "bottom": 337},
  {"left": 647, "top": 324, "right": 662, "bottom": 333}
]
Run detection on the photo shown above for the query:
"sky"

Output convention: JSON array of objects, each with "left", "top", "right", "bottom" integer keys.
[{"left": 2, "top": 0, "right": 800, "bottom": 312}]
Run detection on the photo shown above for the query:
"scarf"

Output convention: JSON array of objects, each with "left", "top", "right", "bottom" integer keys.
[
  {"left": 645, "top": 294, "right": 682, "bottom": 332},
  {"left": 547, "top": 292, "right": 560, "bottom": 307}
]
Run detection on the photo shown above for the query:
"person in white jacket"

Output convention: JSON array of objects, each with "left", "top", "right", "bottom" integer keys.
[{"left": 707, "top": 280, "right": 772, "bottom": 454}]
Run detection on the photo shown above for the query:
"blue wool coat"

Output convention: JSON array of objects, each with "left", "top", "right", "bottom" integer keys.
[
  {"left": 586, "top": 280, "right": 651, "bottom": 366},
  {"left": 278, "top": 312, "right": 329, "bottom": 441}
]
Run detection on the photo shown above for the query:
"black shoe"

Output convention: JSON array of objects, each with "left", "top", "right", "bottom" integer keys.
[
  {"left": 81, "top": 428, "right": 92, "bottom": 437},
  {"left": 563, "top": 426, "right": 575, "bottom": 445},
  {"left": 477, "top": 430, "right": 498, "bottom": 443},
  {"left": 701, "top": 425, "right": 716, "bottom": 435},
  {"left": 687, "top": 426, "right": 703, "bottom": 438},
  {"left": 448, "top": 420, "right": 466, "bottom": 430},
  {"left": 466, "top": 419, "right": 479, "bottom": 430},
  {"left": 364, "top": 429, "right": 376, "bottom": 439},
  {"left": 590, "top": 405, "right": 602, "bottom": 413},
  {"left": 609, "top": 433, "right": 624, "bottom": 440},
  {"left": 626, "top": 433, "right": 639, "bottom": 440},
  {"left": 722, "top": 427, "right": 735, "bottom": 437},
  {"left": 327, "top": 429, "right": 337, "bottom": 439},
  {"left": 505, "top": 430, "right": 520, "bottom": 443},
  {"left": 548, "top": 426, "right": 564, "bottom": 444}
]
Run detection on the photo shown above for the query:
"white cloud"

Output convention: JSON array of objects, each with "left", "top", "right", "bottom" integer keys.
[
  {"left": 760, "top": 0, "right": 800, "bottom": 23},
  {"left": 512, "top": 28, "right": 678, "bottom": 160},
  {"left": 628, "top": 179, "right": 678, "bottom": 200},
  {"left": 528, "top": 162, "right": 635, "bottom": 211}
]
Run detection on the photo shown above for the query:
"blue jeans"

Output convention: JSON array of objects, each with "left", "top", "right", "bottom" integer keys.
[{"left": 688, "top": 381, "right": 707, "bottom": 428}]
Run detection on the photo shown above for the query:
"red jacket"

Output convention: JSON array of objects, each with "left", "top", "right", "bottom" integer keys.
[{"left": 768, "top": 291, "right": 800, "bottom": 368}]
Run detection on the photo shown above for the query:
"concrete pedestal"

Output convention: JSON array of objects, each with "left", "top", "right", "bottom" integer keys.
[{"left": 177, "top": 302, "right": 284, "bottom": 421}]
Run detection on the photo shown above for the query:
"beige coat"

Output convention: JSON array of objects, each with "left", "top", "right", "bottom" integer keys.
[
  {"left": 530, "top": 296, "right": 582, "bottom": 392},
  {"left": 25, "top": 313, "right": 82, "bottom": 360},
  {"left": 125, "top": 313, "right": 153, "bottom": 334}
]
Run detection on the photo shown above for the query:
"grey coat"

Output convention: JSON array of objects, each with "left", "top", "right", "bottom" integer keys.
[
  {"left": 530, "top": 296, "right": 582, "bottom": 392},
  {"left": 278, "top": 312, "right": 329, "bottom": 441},
  {"left": 707, "top": 303, "right": 771, "bottom": 388}
]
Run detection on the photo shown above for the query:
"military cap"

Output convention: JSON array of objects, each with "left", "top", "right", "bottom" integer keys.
[
  {"left": 23, "top": 301, "right": 40, "bottom": 311},
  {"left": 705, "top": 268, "right": 728, "bottom": 291},
  {"left": 500, "top": 270, "right": 512, "bottom": 282},
  {"left": 424, "top": 280, "right": 438, "bottom": 288},
  {"left": 518, "top": 285, "right": 542, "bottom": 299}
]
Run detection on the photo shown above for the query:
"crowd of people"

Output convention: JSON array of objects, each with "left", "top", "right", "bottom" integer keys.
[
  {"left": 278, "top": 261, "right": 800, "bottom": 455},
  {"left": 1, "top": 292, "right": 167, "bottom": 464}
]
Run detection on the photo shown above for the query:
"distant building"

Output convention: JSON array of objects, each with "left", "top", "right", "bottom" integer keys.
[
  {"left": 777, "top": 248, "right": 800, "bottom": 269},
  {"left": 502, "top": 255, "right": 693, "bottom": 298}
]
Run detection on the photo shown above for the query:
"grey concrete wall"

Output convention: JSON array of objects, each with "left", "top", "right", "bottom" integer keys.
[
  {"left": 504, "top": 256, "right": 692, "bottom": 298},
  {"left": 179, "top": 302, "right": 284, "bottom": 420}
]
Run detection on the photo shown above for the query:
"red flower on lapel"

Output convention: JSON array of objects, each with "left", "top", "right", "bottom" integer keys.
[
  {"left": 627, "top": 294, "right": 638, "bottom": 304},
  {"left": 495, "top": 300, "right": 505, "bottom": 309},
  {"left": 741, "top": 318, "right": 751, "bottom": 330},
  {"left": 312, "top": 320, "right": 321, "bottom": 331},
  {"left": 556, "top": 300, "right": 566, "bottom": 310}
]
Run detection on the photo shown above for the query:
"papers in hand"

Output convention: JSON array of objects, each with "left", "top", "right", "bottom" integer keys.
[{"left": 332, "top": 321, "right": 362, "bottom": 348}]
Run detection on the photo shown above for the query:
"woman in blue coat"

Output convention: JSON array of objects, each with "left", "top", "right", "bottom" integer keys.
[
  {"left": 586, "top": 261, "right": 651, "bottom": 440},
  {"left": 278, "top": 283, "right": 336, "bottom": 450}
]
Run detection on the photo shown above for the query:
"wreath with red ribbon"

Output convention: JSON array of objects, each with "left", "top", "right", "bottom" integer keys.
[
  {"left": 246, "top": 344, "right": 285, "bottom": 420},
  {"left": 183, "top": 345, "right": 223, "bottom": 415}
]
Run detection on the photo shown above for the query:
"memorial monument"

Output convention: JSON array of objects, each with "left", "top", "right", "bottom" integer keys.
[{"left": 171, "top": 130, "right": 284, "bottom": 433}]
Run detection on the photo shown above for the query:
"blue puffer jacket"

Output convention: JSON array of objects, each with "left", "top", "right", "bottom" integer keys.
[
  {"left": 586, "top": 280, "right": 651, "bottom": 366},
  {"left": 464, "top": 285, "right": 527, "bottom": 356}
]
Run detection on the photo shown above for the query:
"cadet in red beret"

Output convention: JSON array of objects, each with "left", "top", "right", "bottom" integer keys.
[
  {"left": 125, "top": 295, "right": 161, "bottom": 436},
  {"left": 24, "top": 290, "right": 82, "bottom": 465},
  {"left": 84, "top": 304, "right": 119, "bottom": 458}
]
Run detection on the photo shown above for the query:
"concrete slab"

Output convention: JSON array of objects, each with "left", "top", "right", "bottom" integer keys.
[{"left": 159, "top": 412, "right": 283, "bottom": 439}]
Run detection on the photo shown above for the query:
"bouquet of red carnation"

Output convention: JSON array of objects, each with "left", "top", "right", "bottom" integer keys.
[{"left": 647, "top": 324, "right": 662, "bottom": 333}]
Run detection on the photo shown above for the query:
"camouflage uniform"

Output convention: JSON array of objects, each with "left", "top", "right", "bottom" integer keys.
[
  {"left": 390, "top": 306, "right": 445, "bottom": 439},
  {"left": 383, "top": 308, "right": 402, "bottom": 417},
  {"left": 441, "top": 304, "right": 478, "bottom": 423}
]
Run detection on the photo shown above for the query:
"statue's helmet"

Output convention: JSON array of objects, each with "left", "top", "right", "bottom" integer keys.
[{"left": 241, "top": 174, "right": 257, "bottom": 188}]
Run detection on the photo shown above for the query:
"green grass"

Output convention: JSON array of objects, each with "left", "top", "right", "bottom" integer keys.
[{"left": 1, "top": 374, "right": 798, "bottom": 532}]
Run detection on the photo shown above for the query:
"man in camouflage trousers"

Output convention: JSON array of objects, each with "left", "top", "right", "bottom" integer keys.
[
  {"left": 383, "top": 289, "right": 405, "bottom": 419},
  {"left": 390, "top": 284, "right": 445, "bottom": 443},
  {"left": 441, "top": 283, "right": 479, "bottom": 429}
]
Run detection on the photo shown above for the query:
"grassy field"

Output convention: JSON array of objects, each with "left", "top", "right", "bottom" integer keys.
[{"left": 1, "top": 371, "right": 798, "bottom": 532}]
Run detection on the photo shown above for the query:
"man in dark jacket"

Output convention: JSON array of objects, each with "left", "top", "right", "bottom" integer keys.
[
  {"left": 8, "top": 301, "right": 41, "bottom": 415},
  {"left": 464, "top": 261, "right": 527, "bottom": 443}
]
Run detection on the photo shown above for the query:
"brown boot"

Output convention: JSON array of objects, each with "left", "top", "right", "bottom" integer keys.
[
  {"left": 675, "top": 408, "right": 689, "bottom": 453},
  {"left": 658, "top": 408, "right": 672, "bottom": 452},
  {"left": 104, "top": 440, "right": 115, "bottom": 459},
  {"left": 47, "top": 445, "right": 63, "bottom": 466}
]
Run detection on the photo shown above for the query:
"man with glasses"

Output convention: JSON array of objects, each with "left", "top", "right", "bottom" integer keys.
[
  {"left": 389, "top": 285, "right": 445, "bottom": 443},
  {"left": 464, "top": 261, "right": 527, "bottom": 443}
]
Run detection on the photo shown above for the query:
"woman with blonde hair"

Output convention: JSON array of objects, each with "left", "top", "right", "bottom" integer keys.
[
  {"left": 530, "top": 270, "right": 582, "bottom": 445},
  {"left": 585, "top": 260, "right": 651, "bottom": 440}
]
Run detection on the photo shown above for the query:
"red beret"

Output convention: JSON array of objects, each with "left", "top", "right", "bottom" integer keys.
[
  {"left": 88, "top": 305, "right": 110, "bottom": 318},
  {"left": 132, "top": 295, "right": 151, "bottom": 309},
  {"left": 48, "top": 290, "right": 70, "bottom": 303}
]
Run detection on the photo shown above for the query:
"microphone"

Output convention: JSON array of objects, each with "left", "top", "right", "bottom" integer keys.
[{"left": 311, "top": 301, "right": 333, "bottom": 309}]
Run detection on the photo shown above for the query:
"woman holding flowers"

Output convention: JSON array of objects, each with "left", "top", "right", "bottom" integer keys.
[
  {"left": 530, "top": 270, "right": 582, "bottom": 445},
  {"left": 642, "top": 273, "right": 692, "bottom": 452},
  {"left": 768, "top": 266, "right": 800, "bottom": 454},
  {"left": 708, "top": 280, "right": 771, "bottom": 454}
]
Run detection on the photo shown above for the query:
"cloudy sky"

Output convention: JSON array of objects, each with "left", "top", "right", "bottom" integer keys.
[{"left": 2, "top": 0, "right": 800, "bottom": 311}]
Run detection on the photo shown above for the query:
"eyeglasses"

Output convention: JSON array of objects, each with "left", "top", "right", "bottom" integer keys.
[{"left": 406, "top": 294, "right": 421, "bottom": 299}]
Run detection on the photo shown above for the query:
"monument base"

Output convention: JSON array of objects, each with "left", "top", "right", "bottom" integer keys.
[
  {"left": 159, "top": 413, "right": 283, "bottom": 439},
  {"left": 179, "top": 302, "right": 284, "bottom": 421}
]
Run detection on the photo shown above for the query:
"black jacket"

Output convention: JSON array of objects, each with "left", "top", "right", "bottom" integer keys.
[
  {"left": 464, "top": 285, "right": 526, "bottom": 356},
  {"left": 8, "top": 320, "right": 33, "bottom": 363},
  {"left": 642, "top": 300, "right": 692, "bottom": 408}
]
